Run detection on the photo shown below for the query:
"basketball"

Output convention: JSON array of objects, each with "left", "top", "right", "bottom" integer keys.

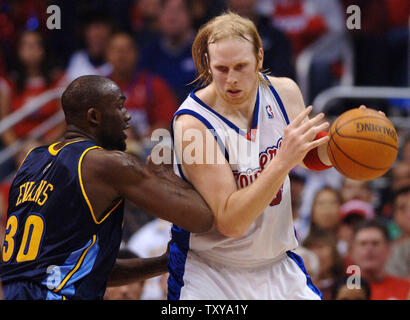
[{"left": 327, "top": 108, "right": 399, "bottom": 181}]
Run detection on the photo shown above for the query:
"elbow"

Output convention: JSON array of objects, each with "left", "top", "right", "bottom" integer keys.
[
  {"left": 187, "top": 203, "right": 214, "bottom": 233},
  {"left": 215, "top": 219, "right": 245, "bottom": 239},
  {"left": 194, "top": 211, "right": 214, "bottom": 233}
]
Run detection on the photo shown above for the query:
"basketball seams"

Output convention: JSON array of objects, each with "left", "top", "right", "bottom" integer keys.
[
  {"left": 329, "top": 131, "right": 389, "bottom": 171},
  {"left": 333, "top": 134, "right": 398, "bottom": 150},
  {"left": 327, "top": 143, "right": 349, "bottom": 177}
]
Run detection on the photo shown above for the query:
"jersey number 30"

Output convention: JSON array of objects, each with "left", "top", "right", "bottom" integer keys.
[{"left": 2, "top": 214, "right": 45, "bottom": 263}]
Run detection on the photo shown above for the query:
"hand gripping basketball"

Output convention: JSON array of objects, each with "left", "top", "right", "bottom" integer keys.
[{"left": 279, "top": 106, "right": 330, "bottom": 170}]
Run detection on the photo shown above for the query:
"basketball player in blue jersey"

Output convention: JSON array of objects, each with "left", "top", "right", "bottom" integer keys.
[
  {"left": 168, "top": 12, "right": 334, "bottom": 300},
  {"left": 0, "top": 75, "right": 213, "bottom": 300}
]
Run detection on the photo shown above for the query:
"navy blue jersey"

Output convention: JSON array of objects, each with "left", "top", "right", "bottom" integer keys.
[{"left": 0, "top": 140, "right": 124, "bottom": 300}]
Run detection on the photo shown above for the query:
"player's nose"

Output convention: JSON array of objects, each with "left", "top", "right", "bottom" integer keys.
[
  {"left": 226, "top": 70, "right": 238, "bottom": 85},
  {"left": 123, "top": 107, "right": 131, "bottom": 123}
]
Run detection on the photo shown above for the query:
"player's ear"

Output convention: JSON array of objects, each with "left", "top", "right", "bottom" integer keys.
[
  {"left": 87, "top": 107, "right": 101, "bottom": 126},
  {"left": 257, "top": 47, "right": 264, "bottom": 71}
]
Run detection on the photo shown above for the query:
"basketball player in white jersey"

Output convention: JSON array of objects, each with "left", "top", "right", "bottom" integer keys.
[{"left": 167, "top": 12, "right": 332, "bottom": 300}]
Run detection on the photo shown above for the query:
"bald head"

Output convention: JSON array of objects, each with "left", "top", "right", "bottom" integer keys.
[
  {"left": 61, "top": 75, "right": 130, "bottom": 151},
  {"left": 61, "top": 75, "right": 121, "bottom": 126}
]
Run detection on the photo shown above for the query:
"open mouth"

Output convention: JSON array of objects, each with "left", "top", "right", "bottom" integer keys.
[{"left": 227, "top": 89, "right": 241, "bottom": 96}]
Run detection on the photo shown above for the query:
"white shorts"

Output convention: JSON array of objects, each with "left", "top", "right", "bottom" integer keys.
[{"left": 168, "top": 249, "right": 322, "bottom": 300}]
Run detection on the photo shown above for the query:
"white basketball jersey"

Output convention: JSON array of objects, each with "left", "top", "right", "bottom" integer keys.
[{"left": 171, "top": 75, "right": 299, "bottom": 267}]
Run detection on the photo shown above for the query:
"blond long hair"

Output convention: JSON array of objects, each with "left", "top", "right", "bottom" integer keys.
[{"left": 191, "top": 11, "right": 267, "bottom": 87}]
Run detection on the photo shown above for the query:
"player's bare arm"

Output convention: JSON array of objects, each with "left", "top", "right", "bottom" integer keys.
[
  {"left": 107, "top": 244, "right": 169, "bottom": 287},
  {"left": 175, "top": 83, "right": 329, "bottom": 238},
  {"left": 175, "top": 106, "right": 324, "bottom": 238},
  {"left": 81, "top": 148, "right": 214, "bottom": 233}
]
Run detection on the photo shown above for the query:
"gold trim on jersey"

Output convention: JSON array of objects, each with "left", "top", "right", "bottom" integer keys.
[
  {"left": 48, "top": 139, "right": 86, "bottom": 156},
  {"left": 53, "top": 235, "right": 97, "bottom": 293},
  {"left": 77, "top": 146, "right": 123, "bottom": 224},
  {"left": 14, "top": 147, "right": 36, "bottom": 177}
]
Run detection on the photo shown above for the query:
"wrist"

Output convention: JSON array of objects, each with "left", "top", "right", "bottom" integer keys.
[{"left": 303, "top": 132, "right": 332, "bottom": 170}]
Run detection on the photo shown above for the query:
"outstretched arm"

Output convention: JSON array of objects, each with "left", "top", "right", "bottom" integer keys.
[
  {"left": 107, "top": 252, "right": 168, "bottom": 287},
  {"left": 82, "top": 150, "right": 214, "bottom": 233}
]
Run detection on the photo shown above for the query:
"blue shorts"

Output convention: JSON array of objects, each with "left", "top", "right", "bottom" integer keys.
[{"left": 2, "top": 280, "right": 67, "bottom": 300}]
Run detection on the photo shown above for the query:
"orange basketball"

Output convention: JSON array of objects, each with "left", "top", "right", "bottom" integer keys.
[{"left": 327, "top": 108, "right": 399, "bottom": 181}]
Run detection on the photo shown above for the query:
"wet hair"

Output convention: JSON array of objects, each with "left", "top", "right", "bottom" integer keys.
[
  {"left": 191, "top": 11, "right": 265, "bottom": 86},
  {"left": 61, "top": 75, "right": 118, "bottom": 125}
]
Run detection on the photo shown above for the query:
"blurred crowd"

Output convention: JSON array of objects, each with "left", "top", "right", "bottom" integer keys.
[{"left": 0, "top": 0, "right": 409, "bottom": 300}]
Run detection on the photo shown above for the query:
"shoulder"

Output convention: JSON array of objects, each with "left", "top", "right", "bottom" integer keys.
[
  {"left": 174, "top": 112, "right": 208, "bottom": 133},
  {"left": 82, "top": 148, "right": 145, "bottom": 182},
  {"left": 266, "top": 76, "right": 301, "bottom": 99},
  {"left": 266, "top": 76, "right": 305, "bottom": 122}
]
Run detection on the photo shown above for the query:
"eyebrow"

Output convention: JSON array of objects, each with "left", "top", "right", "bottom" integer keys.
[{"left": 214, "top": 61, "right": 249, "bottom": 68}]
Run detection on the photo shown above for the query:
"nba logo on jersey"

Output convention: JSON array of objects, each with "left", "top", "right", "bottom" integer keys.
[{"left": 265, "top": 105, "right": 274, "bottom": 119}]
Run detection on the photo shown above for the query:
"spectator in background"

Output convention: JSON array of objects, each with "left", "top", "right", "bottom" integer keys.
[
  {"left": 128, "top": 218, "right": 172, "bottom": 300},
  {"left": 227, "top": 0, "right": 295, "bottom": 79},
  {"left": 341, "top": 0, "right": 409, "bottom": 87},
  {"left": 139, "top": 0, "right": 196, "bottom": 104},
  {"left": 130, "top": 0, "right": 162, "bottom": 52},
  {"left": 296, "top": 147, "right": 343, "bottom": 235},
  {"left": 308, "top": 187, "right": 342, "bottom": 238},
  {"left": 382, "top": 135, "right": 410, "bottom": 232},
  {"left": 349, "top": 219, "right": 410, "bottom": 300},
  {"left": 392, "top": 136, "right": 410, "bottom": 193},
  {"left": 0, "top": 75, "right": 15, "bottom": 179},
  {"left": 0, "top": 30, "right": 64, "bottom": 179},
  {"left": 337, "top": 199, "right": 375, "bottom": 266},
  {"left": 303, "top": 229, "right": 345, "bottom": 300},
  {"left": 0, "top": 75, "right": 13, "bottom": 146},
  {"left": 2, "top": 30, "right": 64, "bottom": 146},
  {"left": 385, "top": 186, "right": 410, "bottom": 281},
  {"left": 105, "top": 32, "right": 178, "bottom": 158},
  {"left": 267, "top": 0, "right": 346, "bottom": 103},
  {"left": 268, "top": 0, "right": 345, "bottom": 57},
  {"left": 289, "top": 170, "right": 308, "bottom": 241},
  {"left": 340, "top": 177, "right": 373, "bottom": 204},
  {"left": 189, "top": 0, "right": 226, "bottom": 31},
  {"left": 65, "top": 10, "right": 114, "bottom": 82},
  {"left": 331, "top": 275, "right": 371, "bottom": 300},
  {"left": 103, "top": 249, "right": 146, "bottom": 300}
]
